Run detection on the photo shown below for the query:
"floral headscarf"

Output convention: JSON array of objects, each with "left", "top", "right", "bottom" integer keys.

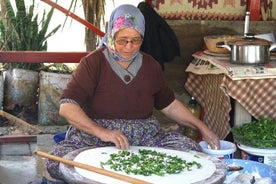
[{"left": 101, "top": 4, "right": 145, "bottom": 62}]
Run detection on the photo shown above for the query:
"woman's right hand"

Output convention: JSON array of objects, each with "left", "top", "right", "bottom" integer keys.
[
  {"left": 201, "top": 128, "right": 220, "bottom": 150},
  {"left": 98, "top": 129, "right": 130, "bottom": 150},
  {"left": 60, "top": 103, "right": 130, "bottom": 149}
]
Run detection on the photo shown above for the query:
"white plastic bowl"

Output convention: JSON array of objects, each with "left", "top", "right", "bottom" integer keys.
[
  {"left": 237, "top": 144, "right": 276, "bottom": 167},
  {"left": 199, "top": 140, "right": 237, "bottom": 159}
]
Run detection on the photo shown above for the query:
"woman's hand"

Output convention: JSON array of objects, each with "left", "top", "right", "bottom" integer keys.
[
  {"left": 98, "top": 129, "right": 130, "bottom": 150},
  {"left": 60, "top": 103, "right": 130, "bottom": 149},
  {"left": 161, "top": 99, "right": 221, "bottom": 150},
  {"left": 201, "top": 128, "right": 220, "bottom": 150}
]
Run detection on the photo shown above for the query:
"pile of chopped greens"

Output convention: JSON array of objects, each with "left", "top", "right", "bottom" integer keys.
[
  {"left": 232, "top": 118, "right": 276, "bottom": 148},
  {"left": 100, "top": 149, "right": 202, "bottom": 176}
]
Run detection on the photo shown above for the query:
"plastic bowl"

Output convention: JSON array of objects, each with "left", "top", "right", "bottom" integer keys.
[
  {"left": 223, "top": 159, "right": 276, "bottom": 183},
  {"left": 237, "top": 144, "right": 276, "bottom": 167},
  {"left": 203, "top": 35, "right": 240, "bottom": 54},
  {"left": 199, "top": 140, "right": 236, "bottom": 159}
]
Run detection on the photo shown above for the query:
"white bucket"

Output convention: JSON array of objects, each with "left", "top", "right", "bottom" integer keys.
[
  {"left": 199, "top": 140, "right": 236, "bottom": 159},
  {"left": 237, "top": 144, "right": 276, "bottom": 167}
]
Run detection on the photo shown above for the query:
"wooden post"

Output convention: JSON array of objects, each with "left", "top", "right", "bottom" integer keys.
[
  {"left": 233, "top": 101, "right": 252, "bottom": 126},
  {"left": 249, "top": 0, "right": 261, "bottom": 21}
]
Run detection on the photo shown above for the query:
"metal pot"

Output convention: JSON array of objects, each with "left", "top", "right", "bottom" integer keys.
[{"left": 217, "top": 34, "right": 276, "bottom": 64}]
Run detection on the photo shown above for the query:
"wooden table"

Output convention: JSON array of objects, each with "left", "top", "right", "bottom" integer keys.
[{"left": 184, "top": 51, "right": 276, "bottom": 139}]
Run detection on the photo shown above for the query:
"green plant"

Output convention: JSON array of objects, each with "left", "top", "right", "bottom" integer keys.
[
  {"left": 68, "top": 0, "right": 107, "bottom": 50},
  {"left": 0, "top": 0, "right": 61, "bottom": 70}
]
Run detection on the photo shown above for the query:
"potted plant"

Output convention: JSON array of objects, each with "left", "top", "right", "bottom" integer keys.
[{"left": 0, "top": 0, "right": 60, "bottom": 124}]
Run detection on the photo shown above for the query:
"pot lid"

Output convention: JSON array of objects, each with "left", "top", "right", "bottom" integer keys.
[{"left": 228, "top": 34, "right": 272, "bottom": 46}]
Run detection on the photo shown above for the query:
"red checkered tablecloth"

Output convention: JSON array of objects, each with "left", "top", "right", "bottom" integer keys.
[
  {"left": 185, "top": 52, "right": 276, "bottom": 139},
  {"left": 185, "top": 73, "right": 231, "bottom": 139},
  {"left": 185, "top": 73, "right": 276, "bottom": 139},
  {"left": 221, "top": 76, "right": 276, "bottom": 120}
]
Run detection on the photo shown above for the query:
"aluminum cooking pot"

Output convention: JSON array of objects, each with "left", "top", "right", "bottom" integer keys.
[{"left": 217, "top": 34, "right": 276, "bottom": 64}]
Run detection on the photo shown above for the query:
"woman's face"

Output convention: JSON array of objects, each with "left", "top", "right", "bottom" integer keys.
[{"left": 114, "top": 28, "right": 143, "bottom": 60}]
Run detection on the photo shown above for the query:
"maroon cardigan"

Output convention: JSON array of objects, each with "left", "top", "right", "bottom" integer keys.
[{"left": 61, "top": 47, "right": 175, "bottom": 119}]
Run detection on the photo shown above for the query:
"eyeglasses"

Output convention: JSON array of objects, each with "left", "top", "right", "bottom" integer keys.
[{"left": 115, "top": 37, "right": 143, "bottom": 46}]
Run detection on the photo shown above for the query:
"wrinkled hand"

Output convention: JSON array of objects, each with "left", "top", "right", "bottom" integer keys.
[
  {"left": 201, "top": 129, "right": 220, "bottom": 150},
  {"left": 98, "top": 129, "right": 129, "bottom": 150}
]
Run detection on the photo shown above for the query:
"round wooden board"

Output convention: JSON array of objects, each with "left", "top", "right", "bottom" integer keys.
[{"left": 60, "top": 146, "right": 226, "bottom": 184}]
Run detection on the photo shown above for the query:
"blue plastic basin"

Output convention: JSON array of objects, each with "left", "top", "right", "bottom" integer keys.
[{"left": 223, "top": 159, "right": 276, "bottom": 183}]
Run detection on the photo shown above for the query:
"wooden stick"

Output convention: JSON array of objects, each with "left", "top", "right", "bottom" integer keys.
[
  {"left": 0, "top": 110, "right": 42, "bottom": 134},
  {"left": 36, "top": 150, "right": 151, "bottom": 184},
  {"left": 41, "top": 0, "right": 105, "bottom": 37}
]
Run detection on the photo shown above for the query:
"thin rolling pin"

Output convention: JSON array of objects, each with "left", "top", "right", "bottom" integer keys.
[{"left": 36, "top": 150, "right": 151, "bottom": 184}]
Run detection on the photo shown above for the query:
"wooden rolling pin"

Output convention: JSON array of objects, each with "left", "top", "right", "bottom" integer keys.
[{"left": 36, "top": 150, "right": 151, "bottom": 184}]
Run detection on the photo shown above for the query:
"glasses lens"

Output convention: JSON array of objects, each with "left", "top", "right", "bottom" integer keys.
[
  {"left": 132, "top": 38, "right": 142, "bottom": 44},
  {"left": 115, "top": 38, "right": 142, "bottom": 45},
  {"left": 115, "top": 39, "right": 127, "bottom": 45}
]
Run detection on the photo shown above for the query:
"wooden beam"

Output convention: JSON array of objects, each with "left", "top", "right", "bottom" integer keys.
[{"left": 0, "top": 51, "right": 89, "bottom": 63}]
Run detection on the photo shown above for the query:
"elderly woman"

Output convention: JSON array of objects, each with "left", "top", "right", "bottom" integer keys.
[{"left": 46, "top": 4, "right": 220, "bottom": 180}]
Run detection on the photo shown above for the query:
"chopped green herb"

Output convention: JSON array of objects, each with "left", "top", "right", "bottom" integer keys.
[
  {"left": 232, "top": 118, "right": 276, "bottom": 148},
  {"left": 100, "top": 149, "right": 202, "bottom": 176}
]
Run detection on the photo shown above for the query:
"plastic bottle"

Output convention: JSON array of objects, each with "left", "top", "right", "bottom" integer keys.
[
  {"left": 184, "top": 97, "right": 201, "bottom": 141},
  {"left": 187, "top": 97, "right": 201, "bottom": 118}
]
